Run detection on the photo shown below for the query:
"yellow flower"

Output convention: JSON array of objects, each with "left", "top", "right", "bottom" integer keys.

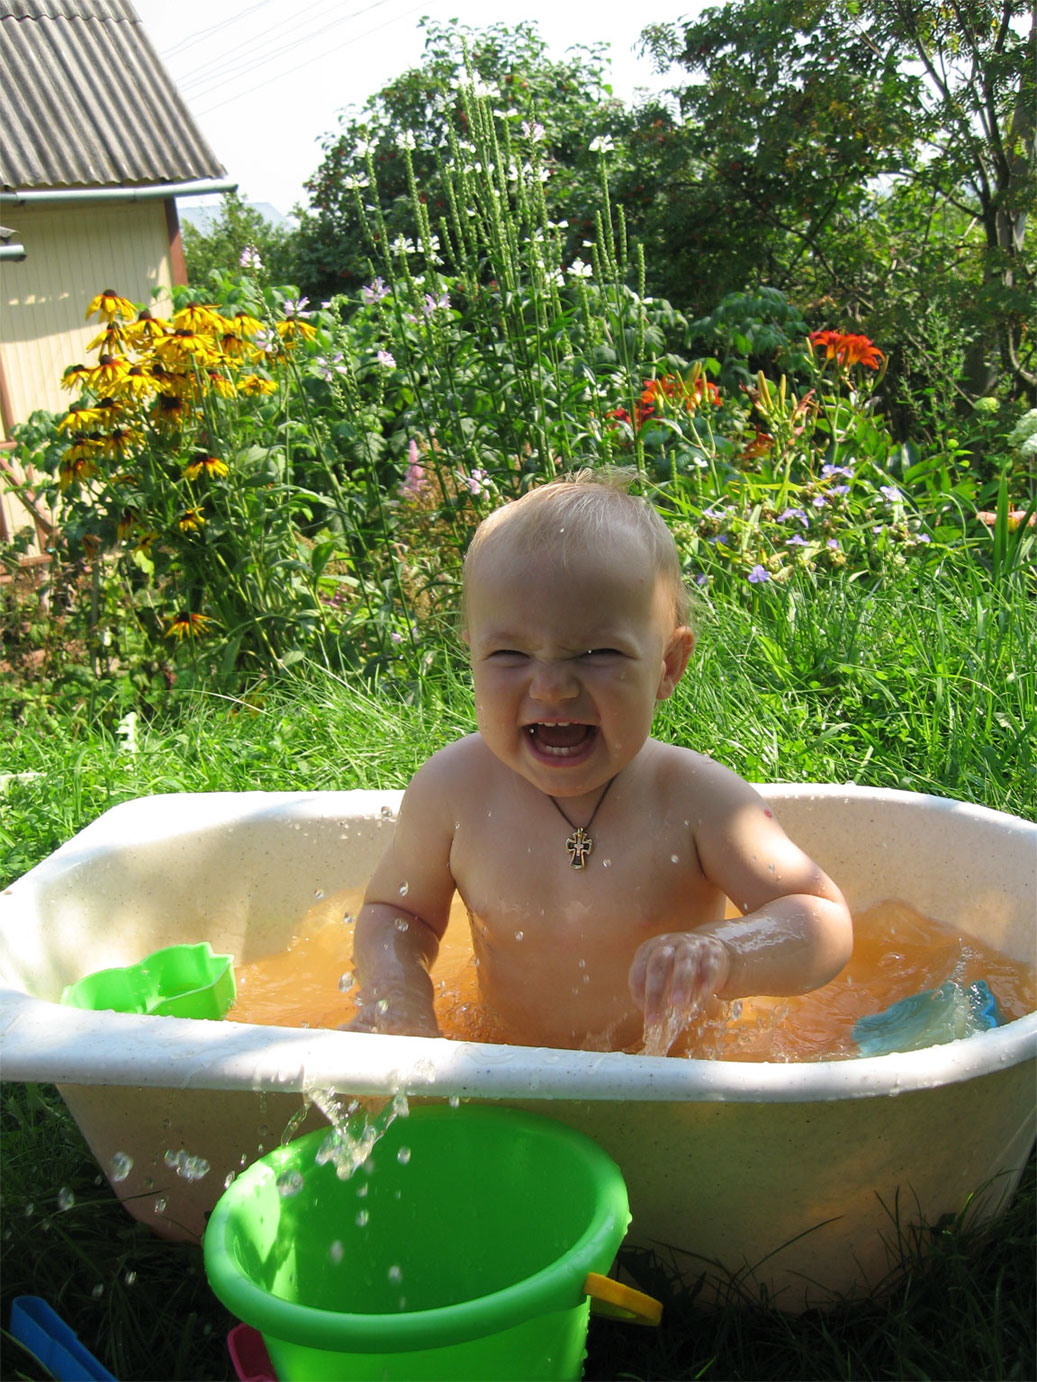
[
  {"left": 97, "top": 425, "right": 142, "bottom": 461},
  {"left": 124, "top": 310, "right": 169, "bottom": 349},
  {"left": 60, "top": 362, "right": 92, "bottom": 392},
  {"left": 86, "top": 321, "right": 128, "bottom": 354},
  {"left": 116, "top": 509, "right": 140, "bottom": 540},
  {"left": 173, "top": 302, "right": 225, "bottom": 334},
  {"left": 85, "top": 354, "right": 129, "bottom": 391},
  {"left": 155, "top": 327, "right": 220, "bottom": 367},
  {"left": 177, "top": 508, "right": 206, "bottom": 531},
  {"left": 58, "top": 406, "right": 107, "bottom": 432},
  {"left": 182, "top": 453, "right": 229, "bottom": 481},
  {"left": 58, "top": 451, "right": 99, "bottom": 490},
  {"left": 231, "top": 310, "right": 264, "bottom": 338},
  {"left": 237, "top": 373, "right": 277, "bottom": 396},
  {"left": 151, "top": 392, "right": 190, "bottom": 431},
  {"left": 164, "top": 610, "right": 214, "bottom": 639},
  {"left": 86, "top": 289, "right": 137, "bottom": 323},
  {"left": 118, "top": 364, "right": 158, "bottom": 400},
  {"left": 275, "top": 317, "right": 317, "bottom": 346}
]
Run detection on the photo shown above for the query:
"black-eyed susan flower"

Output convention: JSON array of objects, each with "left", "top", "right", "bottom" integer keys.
[
  {"left": 182, "top": 453, "right": 228, "bottom": 481},
  {"left": 151, "top": 393, "right": 189, "bottom": 430},
  {"left": 118, "top": 364, "right": 157, "bottom": 400},
  {"left": 124, "top": 309, "right": 168, "bottom": 348},
  {"left": 58, "top": 451, "right": 99, "bottom": 490},
  {"left": 177, "top": 508, "right": 206, "bottom": 531},
  {"left": 116, "top": 509, "right": 140, "bottom": 541},
  {"left": 87, "top": 321, "right": 128, "bottom": 354},
  {"left": 201, "top": 369, "right": 236, "bottom": 399},
  {"left": 275, "top": 317, "right": 317, "bottom": 347},
  {"left": 237, "top": 373, "right": 277, "bottom": 396},
  {"left": 164, "top": 610, "right": 214, "bottom": 639},
  {"left": 232, "top": 310, "right": 264, "bottom": 338},
  {"left": 86, "top": 354, "right": 129, "bottom": 391},
  {"left": 173, "top": 302, "right": 224, "bottom": 334},
  {"left": 98, "top": 426, "right": 142, "bottom": 461},
  {"left": 60, "top": 362, "right": 92, "bottom": 392},
  {"left": 86, "top": 289, "right": 137, "bottom": 323},
  {"left": 58, "top": 406, "right": 107, "bottom": 432},
  {"left": 155, "top": 328, "right": 219, "bottom": 367}
]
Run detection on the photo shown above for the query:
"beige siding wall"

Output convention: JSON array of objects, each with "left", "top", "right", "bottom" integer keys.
[{"left": 0, "top": 200, "right": 175, "bottom": 549}]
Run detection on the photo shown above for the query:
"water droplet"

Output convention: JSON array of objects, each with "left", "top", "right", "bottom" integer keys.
[
  {"left": 343, "top": 913, "right": 355, "bottom": 926},
  {"left": 577, "top": 958, "right": 586, "bottom": 969},
  {"left": 355, "top": 1209, "right": 369, "bottom": 1226},
  {"left": 602, "top": 858, "right": 612, "bottom": 868},
  {"left": 277, "top": 1170, "right": 304, "bottom": 1198},
  {"left": 394, "top": 916, "right": 409, "bottom": 931},
  {"left": 329, "top": 1240, "right": 344, "bottom": 1264},
  {"left": 154, "top": 1197, "right": 168, "bottom": 1214},
  {"left": 338, "top": 972, "right": 355, "bottom": 992},
  {"left": 399, "top": 882, "right": 409, "bottom": 897},
  {"left": 670, "top": 854, "right": 680, "bottom": 864},
  {"left": 224, "top": 1172, "right": 236, "bottom": 1190},
  {"left": 110, "top": 1152, "right": 133, "bottom": 1183},
  {"left": 448, "top": 1094, "right": 460, "bottom": 1109},
  {"left": 388, "top": 1264, "right": 403, "bottom": 1283},
  {"left": 124, "top": 1271, "right": 137, "bottom": 1286},
  {"left": 380, "top": 805, "right": 393, "bottom": 819},
  {"left": 514, "top": 930, "right": 524, "bottom": 941},
  {"left": 396, "top": 1146, "right": 411, "bottom": 1165},
  {"left": 23, "top": 1203, "right": 34, "bottom": 1217},
  {"left": 376, "top": 998, "right": 389, "bottom": 1014},
  {"left": 143, "top": 1177, "right": 155, "bottom": 1191},
  {"left": 314, "top": 888, "right": 325, "bottom": 899},
  {"left": 57, "top": 1187, "right": 75, "bottom": 1211},
  {"left": 356, "top": 1181, "right": 369, "bottom": 1198},
  {"left": 91, "top": 1283, "right": 104, "bottom": 1299}
]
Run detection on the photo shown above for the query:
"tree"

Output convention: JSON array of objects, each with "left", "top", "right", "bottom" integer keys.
[
  {"left": 293, "top": 19, "right": 636, "bottom": 302},
  {"left": 181, "top": 192, "right": 300, "bottom": 290},
  {"left": 642, "top": 0, "right": 1035, "bottom": 397}
]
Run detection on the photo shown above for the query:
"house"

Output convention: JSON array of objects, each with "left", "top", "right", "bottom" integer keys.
[{"left": 0, "top": 0, "right": 235, "bottom": 557}]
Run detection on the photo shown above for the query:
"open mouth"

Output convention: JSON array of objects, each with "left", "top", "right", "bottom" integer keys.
[{"left": 524, "top": 722, "right": 598, "bottom": 759}]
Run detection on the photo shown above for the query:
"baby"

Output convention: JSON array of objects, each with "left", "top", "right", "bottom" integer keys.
[{"left": 349, "top": 475, "right": 852, "bottom": 1052}]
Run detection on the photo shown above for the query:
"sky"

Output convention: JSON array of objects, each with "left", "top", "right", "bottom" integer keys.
[{"left": 132, "top": 1, "right": 702, "bottom": 218}]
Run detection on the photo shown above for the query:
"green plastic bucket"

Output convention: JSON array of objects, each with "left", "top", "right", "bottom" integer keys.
[{"left": 203, "top": 1104, "right": 632, "bottom": 1381}]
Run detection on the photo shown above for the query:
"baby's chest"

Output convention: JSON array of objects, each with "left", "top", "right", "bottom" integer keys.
[{"left": 451, "top": 813, "right": 718, "bottom": 941}]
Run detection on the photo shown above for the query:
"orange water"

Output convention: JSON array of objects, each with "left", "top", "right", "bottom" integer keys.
[{"left": 225, "top": 893, "right": 1035, "bottom": 1062}]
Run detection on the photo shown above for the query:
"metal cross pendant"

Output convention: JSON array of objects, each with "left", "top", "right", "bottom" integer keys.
[{"left": 565, "top": 827, "right": 593, "bottom": 869}]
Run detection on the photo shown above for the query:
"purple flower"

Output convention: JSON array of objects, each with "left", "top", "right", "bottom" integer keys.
[
  {"left": 879, "top": 485, "right": 903, "bottom": 503},
  {"left": 830, "top": 484, "right": 850, "bottom": 495},
  {"left": 362, "top": 277, "right": 390, "bottom": 305},
  {"left": 376, "top": 349, "right": 395, "bottom": 368},
  {"left": 822, "top": 464, "right": 854, "bottom": 478},
  {"left": 422, "top": 289, "right": 450, "bottom": 317},
  {"left": 315, "top": 352, "right": 347, "bottom": 382},
  {"left": 695, "top": 573, "right": 710, "bottom": 587},
  {"left": 827, "top": 538, "right": 841, "bottom": 550},
  {"left": 787, "top": 533, "right": 808, "bottom": 547},
  {"left": 812, "top": 494, "right": 828, "bottom": 508},
  {"left": 748, "top": 565, "right": 770, "bottom": 584},
  {"left": 778, "top": 507, "right": 808, "bottom": 526},
  {"left": 239, "top": 245, "right": 263, "bottom": 270}
]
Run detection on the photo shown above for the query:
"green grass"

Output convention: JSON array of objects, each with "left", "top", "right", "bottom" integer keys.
[{"left": 1, "top": 562, "right": 1034, "bottom": 1380}]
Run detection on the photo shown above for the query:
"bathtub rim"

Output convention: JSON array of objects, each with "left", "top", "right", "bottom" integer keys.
[{"left": 1, "top": 783, "right": 1034, "bottom": 1105}]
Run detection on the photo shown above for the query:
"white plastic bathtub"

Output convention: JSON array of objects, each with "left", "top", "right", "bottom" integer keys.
[{"left": 1, "top": 785, "right": 1034, "bottom": 1309}]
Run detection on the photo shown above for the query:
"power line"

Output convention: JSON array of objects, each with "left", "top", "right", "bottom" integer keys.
[
  {"left": 175, "top": 0, "right": 354, "bottom": 95},
  {"left": 162, "top": 0, "right": 280, "bottom": 61},
  {"left": 192, "top": 1, "right": 426, "bottom": 118}
]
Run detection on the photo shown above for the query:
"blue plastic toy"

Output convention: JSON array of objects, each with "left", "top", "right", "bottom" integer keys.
[
  {"left": 853, "top": 979, "right": 1006, "bottom": 1058},
  {"left": 9, "top": 1296, "right": 116, "bottom": 1381}
]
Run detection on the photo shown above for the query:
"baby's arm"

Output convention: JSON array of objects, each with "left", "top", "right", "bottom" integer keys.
[
  {"left": 630, "top": 768, "right": 852, "bottom": 1028},
  {"left": 348, "top": 757, "right": 457, "bottom": 1037}
]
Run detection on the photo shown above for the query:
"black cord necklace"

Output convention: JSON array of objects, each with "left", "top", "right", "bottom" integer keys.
[{"left": 548, "top": 775, "right": 617, "bottom": 870}]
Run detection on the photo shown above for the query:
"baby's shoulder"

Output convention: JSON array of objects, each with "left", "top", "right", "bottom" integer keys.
[
  {"left": 408, "top": 733, "right": 497, "bottom": 797},
  {"left": 647, "top": 739, "right": 762, "bottom": 809}
]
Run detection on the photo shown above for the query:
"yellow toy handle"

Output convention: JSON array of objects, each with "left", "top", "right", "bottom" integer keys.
[{"left": 583, "top": 1271, "right": 663, "bottom": 1326}]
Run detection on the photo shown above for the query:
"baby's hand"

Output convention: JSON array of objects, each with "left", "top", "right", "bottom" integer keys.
[
  {"left": 339, "top": 996, "right": 441, "bottom": 1039},
  {"left": 628, "top": 932, "right": 731, "bottom": 1053}
]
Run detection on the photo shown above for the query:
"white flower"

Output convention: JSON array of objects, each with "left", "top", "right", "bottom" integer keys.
[
  {"left": 399, "top": 131, "right": 417, "bottom": 150},
  {"left": 343, "top": 174, "right": 370, "bottom": 191},
  {"left": 521, "top": 120, "right": 545, "bottom": 142},
  {"left": 353, "top": 139, "right": 372, "bottom": 158},
  {"left": 589, "top": 135, "right": 615, "bottom": 154},
  {"left": 567, "top": 257, "right": 593, "bottom": 279},
  {"left": 391, "top": 235, "right": 417, "bottom": 257},
  {"left": 1007, "top": 408, "right": 1037, "bottom": 447}
]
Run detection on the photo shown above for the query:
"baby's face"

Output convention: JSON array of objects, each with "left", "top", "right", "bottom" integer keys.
[{"left": 464, "top": 528, "right": 690, "bottom": 801}]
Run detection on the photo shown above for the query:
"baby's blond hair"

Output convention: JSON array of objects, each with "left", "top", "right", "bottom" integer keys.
[{"left": 463, "top": 471, "right": 692, "bottom": 627}]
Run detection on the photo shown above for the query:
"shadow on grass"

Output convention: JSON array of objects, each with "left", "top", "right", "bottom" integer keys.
[{"left": 2, "top": 1082, "right": 1033, "bottom": 1382}]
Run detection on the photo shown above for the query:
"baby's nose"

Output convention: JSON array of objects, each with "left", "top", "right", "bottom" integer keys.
[{"left": 529, "top": 658, "right": 579, "bottom": 700}]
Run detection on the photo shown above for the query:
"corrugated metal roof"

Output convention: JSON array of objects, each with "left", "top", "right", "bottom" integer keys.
[{"left": 0, "top": 0, "right": 227, "bottom": 191}]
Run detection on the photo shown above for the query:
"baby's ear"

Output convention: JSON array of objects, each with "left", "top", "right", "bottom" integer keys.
[{"left": 656, "top": 626, "right": 695, "bottom": 700}]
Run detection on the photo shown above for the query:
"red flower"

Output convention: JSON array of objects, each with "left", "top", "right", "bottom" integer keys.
[{"left": 809, "top": 330, "right": 885, "bottom": 370}]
